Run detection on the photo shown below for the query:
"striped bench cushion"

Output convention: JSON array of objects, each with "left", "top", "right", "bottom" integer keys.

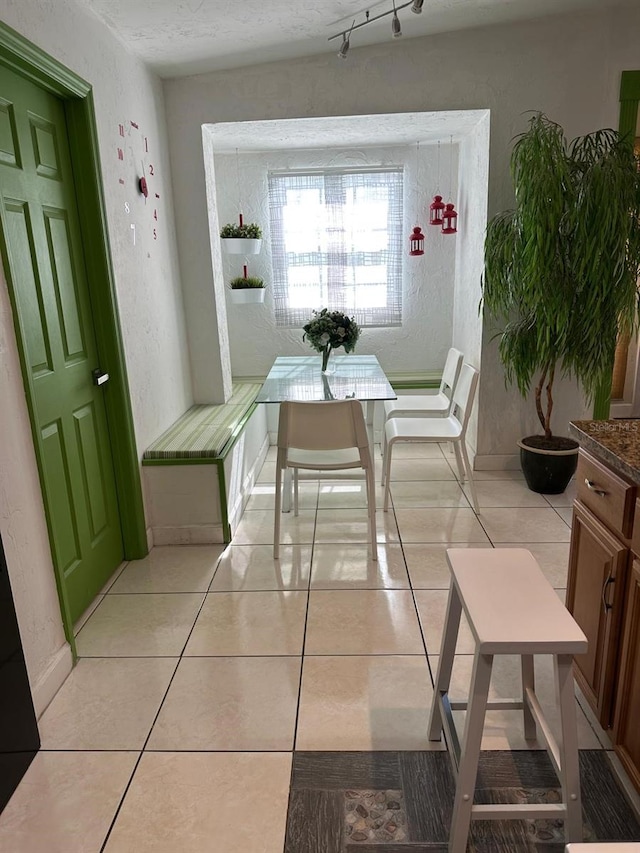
[{"left": 143, "top": 382, "right": 262, "bottom": 461}]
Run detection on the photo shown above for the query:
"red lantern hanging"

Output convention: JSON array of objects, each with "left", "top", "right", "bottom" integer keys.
[
  {"left": 409, "top": 226, "right": 425, "bottom": 256},
  {"left": 442, "top": 203, "right": 458, "bottom": 234},
  {"left": 429, "top": 195, "right": 445, "bottom": 226}
]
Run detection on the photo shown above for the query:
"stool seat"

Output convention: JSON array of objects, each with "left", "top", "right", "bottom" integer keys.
[
  {"left": 450, "top": 548, "right": 588, "bottom": 655},
  {"left": 566, "top": 846, "right": 640, "bottom": 851}
]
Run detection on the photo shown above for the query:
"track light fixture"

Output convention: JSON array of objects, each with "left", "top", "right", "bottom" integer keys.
[
  {"left": 338, "top": 20, "right": 355, "bottom": 59},
  {"left": 391, "top": 2, "right": 402, "bottom": 37},
  {"left": 328, "top": 0, "right": 426, "bottom": 58}
]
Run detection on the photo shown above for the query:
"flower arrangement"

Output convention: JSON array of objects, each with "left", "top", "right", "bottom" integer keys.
[
  {"left": 303, "top": 309, "right": 361, "bottom": 371},
  {"left": 220, "top": 222, "right": 262, "bottom": 239}
]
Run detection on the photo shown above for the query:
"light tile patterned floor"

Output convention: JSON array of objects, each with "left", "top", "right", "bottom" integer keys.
[{"left": 0, "top": 443, "right": 620, "bottom": 852}]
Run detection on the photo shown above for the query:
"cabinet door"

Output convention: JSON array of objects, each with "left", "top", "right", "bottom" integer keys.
[
  {"left": 613, "top": 559, "right": 640, "bottom": 791},
  {"left": 566, "top": 500, "right": 629, "bottom": 728}
]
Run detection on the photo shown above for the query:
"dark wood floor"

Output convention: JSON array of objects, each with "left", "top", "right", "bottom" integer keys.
[{"left": 284, "top": 750, "right": 640, "bottom": 852}]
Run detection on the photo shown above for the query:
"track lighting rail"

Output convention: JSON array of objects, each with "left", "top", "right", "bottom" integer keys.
[{"left": 328, "top": 0, "right": 424, "bottom": 53}]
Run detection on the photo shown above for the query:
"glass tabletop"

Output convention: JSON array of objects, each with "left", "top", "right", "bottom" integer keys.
[{"left": 255, "top": 355, "right": 396, "bottom": 403}]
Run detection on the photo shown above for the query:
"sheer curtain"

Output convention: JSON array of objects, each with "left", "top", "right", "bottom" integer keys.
[{"left": 268, "top": 167, "right": 403, "bottom": 327}]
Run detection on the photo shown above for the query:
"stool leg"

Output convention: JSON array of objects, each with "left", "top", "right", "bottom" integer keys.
[
  {"left": 555, "top": 654, "right": 583, "bottom": 843},
  {"left": 521, "top": 654, "right": 537, "bottom": 741},
  {"left": 428, "top": 584, "right": 462, "bottom": 741},
  {"left": 449, "top": 651, "right": 493, "bottom": 853}
]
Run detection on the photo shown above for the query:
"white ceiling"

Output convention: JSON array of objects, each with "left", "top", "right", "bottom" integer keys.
[
  {"left": 79, "top": 0, "right": 631, "bottom": 78},
  {"left": 206, "top": 110, "right": 489, "bottom": 152}
]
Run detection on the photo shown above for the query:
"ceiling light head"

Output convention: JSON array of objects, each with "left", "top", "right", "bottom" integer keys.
[
  {"left": 411, "top": 0, "right": 424, "bottom": 13},
  {"left": 338, "top": 21, "right": 355, "bottom": 59},
  {"left": 392, "top": 11, "right": 402, "bottom": 37}
]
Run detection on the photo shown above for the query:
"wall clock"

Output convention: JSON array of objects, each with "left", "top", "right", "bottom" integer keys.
[{"left": 116, "top": 119, "right": 160, "bottom": 242}]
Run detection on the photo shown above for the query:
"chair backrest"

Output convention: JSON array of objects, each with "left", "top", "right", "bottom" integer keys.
[
  {"left": 440, "top": 347, "right": 464, "bottom": 398},
  {"left": 277, "top": 399, "right": 369, "bottom": 453},
  {"left": 450, "top": 363, "right": 479, "bottom": 434}
]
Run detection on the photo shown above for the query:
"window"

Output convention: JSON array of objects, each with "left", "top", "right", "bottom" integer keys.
[{"left": 268, "top": 168, "right": 403, "bottom": 327}]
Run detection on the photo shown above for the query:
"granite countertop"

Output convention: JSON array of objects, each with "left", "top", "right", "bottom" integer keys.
[{"left": 569, "top": 420, "right": 640, "bottom": 485}]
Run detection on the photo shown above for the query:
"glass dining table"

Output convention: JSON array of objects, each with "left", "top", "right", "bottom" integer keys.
[{"left": 256, "top": 354, "right": 396, "bottom": 511}]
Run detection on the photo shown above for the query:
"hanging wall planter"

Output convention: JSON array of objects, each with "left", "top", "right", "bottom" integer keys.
[
  {"left": 229, "top": 275, "right": 266, "bottom": 304},
  {"left": 220, "top": 220, "right": 263, "bottom": 255}
]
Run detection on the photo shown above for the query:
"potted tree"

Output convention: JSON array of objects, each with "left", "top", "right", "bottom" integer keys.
[
  {"left": 483, "top": 113, "right": 640, "bottom": 493},
  {"left": 220, "top": 220, "right": 262, "bottom": 254},
  {"left": 229, "top": 274, "right": 266, "bottom": 304}
]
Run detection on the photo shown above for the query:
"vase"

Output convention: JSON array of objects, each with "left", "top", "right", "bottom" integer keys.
[{"left": 321, "top": 346, "right": 332, "bottom": 373}]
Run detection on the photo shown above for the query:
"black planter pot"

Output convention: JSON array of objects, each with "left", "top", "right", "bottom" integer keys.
[{"left": 517, "top": 438, "right": 579, "bottom": 494}]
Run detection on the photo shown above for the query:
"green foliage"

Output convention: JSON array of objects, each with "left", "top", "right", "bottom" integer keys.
[
  {"left": 483, "top": 113, "right": 640, "bottom": 437},
  {"left": 230, "top": 276, "right": 264, "bottom": 289},
  {"left": 220, "top": 222, "right": 262, "bottom": 239},
  {"left": 303, "top": 308, "right": 361, "bottom": 354}
]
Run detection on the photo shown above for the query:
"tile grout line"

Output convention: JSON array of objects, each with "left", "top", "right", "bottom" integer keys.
[
  {"left": 98, "top": 549, "right": 225, "bottom": 853},
  {"left": 290, "top": 478, "right": 318, "bottom": 754}
]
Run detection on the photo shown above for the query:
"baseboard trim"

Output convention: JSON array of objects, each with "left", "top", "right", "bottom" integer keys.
[
  {"left": 151, "top": 524, "right": 225, "bottom": 545},
  {"left": 474, "top": 453, "right": 521, "bottom": 471},
  {"left": 32, "top": 642, "right": 73, "bottom": 719}
]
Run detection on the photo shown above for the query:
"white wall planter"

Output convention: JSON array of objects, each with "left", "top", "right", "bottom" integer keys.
[
  {"left": 229, "top": 288, "right": 266, "bottom": 304},
  {"left": 221, "top": 238, "right": 262, "bottom": 255}
]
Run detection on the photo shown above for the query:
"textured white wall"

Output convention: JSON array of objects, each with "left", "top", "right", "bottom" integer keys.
[
  {"left": 212, "top": 143, "right": 458, "bottom": 377},
  {"left": 165, "top": 5, "right": 640, "bottom": 458},
  {"left": 452, "top": 113, "right": 490, "bottom": 454},
  {"left": 0, "top": 0, "right": 190, "bottom": 697}
]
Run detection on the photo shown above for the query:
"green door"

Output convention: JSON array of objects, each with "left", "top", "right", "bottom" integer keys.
[{"left": 0, "top": 66, "right": 123, "bottom": 623}]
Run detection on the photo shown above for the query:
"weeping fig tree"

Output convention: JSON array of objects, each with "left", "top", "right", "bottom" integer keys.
[{"left": 482, "top": 113, "right": 640, "bottom": 447}]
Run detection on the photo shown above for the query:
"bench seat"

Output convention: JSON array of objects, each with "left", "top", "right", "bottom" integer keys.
[
  {"left": 143, "top": 382, "right": 262, "bottom": 462},
  {"left": 142, "top": 382, "right": 268, "bottom": 545}
]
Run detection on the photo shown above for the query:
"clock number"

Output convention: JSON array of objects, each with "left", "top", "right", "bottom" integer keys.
[
  {"left": 118, "top": 124, "right": 125, "bottom": 137},
  {"left": 153, "top": 228, "right": 157, "bottom": 241},
  {"left": 153, "top": 209, "right": 158, "bottom": 221},
  {"left": 117, "top": 147, "right": 124, "bottom": 161},
  {"left": 124, "top": 202, "right": 130, "bottom": 214},
  {"left": 144, "top": 136, "right": 148, "bottom": 153},
  {"left": 149, "top": 164, "right": 154, "bottom": 176}
]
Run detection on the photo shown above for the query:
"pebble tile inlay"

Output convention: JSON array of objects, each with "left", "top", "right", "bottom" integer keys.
[{"left": 344, "top": 790, "right": 407, "bottom": 843}]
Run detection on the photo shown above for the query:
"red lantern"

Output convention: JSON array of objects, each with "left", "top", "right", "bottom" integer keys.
[
  {"left": 429, "top": 195, "right": 445, "bottom": 225},
  {"left": 442, "top": 203, "right": 458, "bottom": 234},
  {"left": 409, "top": 226, "right": 425, "bottom": 256}
]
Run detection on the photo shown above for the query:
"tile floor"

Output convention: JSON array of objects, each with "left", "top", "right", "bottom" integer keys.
[{"left": 0, "top": 442, "right": 635, "bottom": 852}]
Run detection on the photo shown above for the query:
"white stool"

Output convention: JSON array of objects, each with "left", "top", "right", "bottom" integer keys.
[
  {"left": 428, "top": 548, "right": 588, "bottom": 853},
  {"left": 566, "top": 846, "right": 640, "bottom": 851}
]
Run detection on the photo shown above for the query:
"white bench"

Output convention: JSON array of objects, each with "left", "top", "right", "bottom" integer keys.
[
  {"left": 428, "top": 548, "right": 588, "bottom": 852},
  {"left": 142, "top": 382, "right": 267, "bottom": 544}
]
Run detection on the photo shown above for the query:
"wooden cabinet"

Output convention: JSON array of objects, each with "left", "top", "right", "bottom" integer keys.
[
  {"left": 576, "top": 450, "right": 635, "bottom": 538},
  {"left": 568, "top": 447, "right": 640, "bottom": 792},
  {"left": 613, "top": 558, "right": 640, "bottom": 792},
  {"left": 566, "top": 500, "right": 629, "bottom": 728}
]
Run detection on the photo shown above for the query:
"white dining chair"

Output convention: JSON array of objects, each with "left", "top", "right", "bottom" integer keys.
[
  {"left": 274, "top": 399, "right": 377, "bottom": 561},
  {"left": 382, "top": 363, "right": 480, "bottom": 513},
  {"left": 382, "top": 346, "right": 463, "bottom": 423}
]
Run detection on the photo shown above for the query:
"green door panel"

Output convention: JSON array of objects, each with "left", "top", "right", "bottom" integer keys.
[{"left": 0, "top": 65, "right": 123, "bottom": 622}]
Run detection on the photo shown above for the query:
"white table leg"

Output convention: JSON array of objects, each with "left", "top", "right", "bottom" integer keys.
[{"left": 364, "top": 401, "right": 375, "bottom": 454}]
